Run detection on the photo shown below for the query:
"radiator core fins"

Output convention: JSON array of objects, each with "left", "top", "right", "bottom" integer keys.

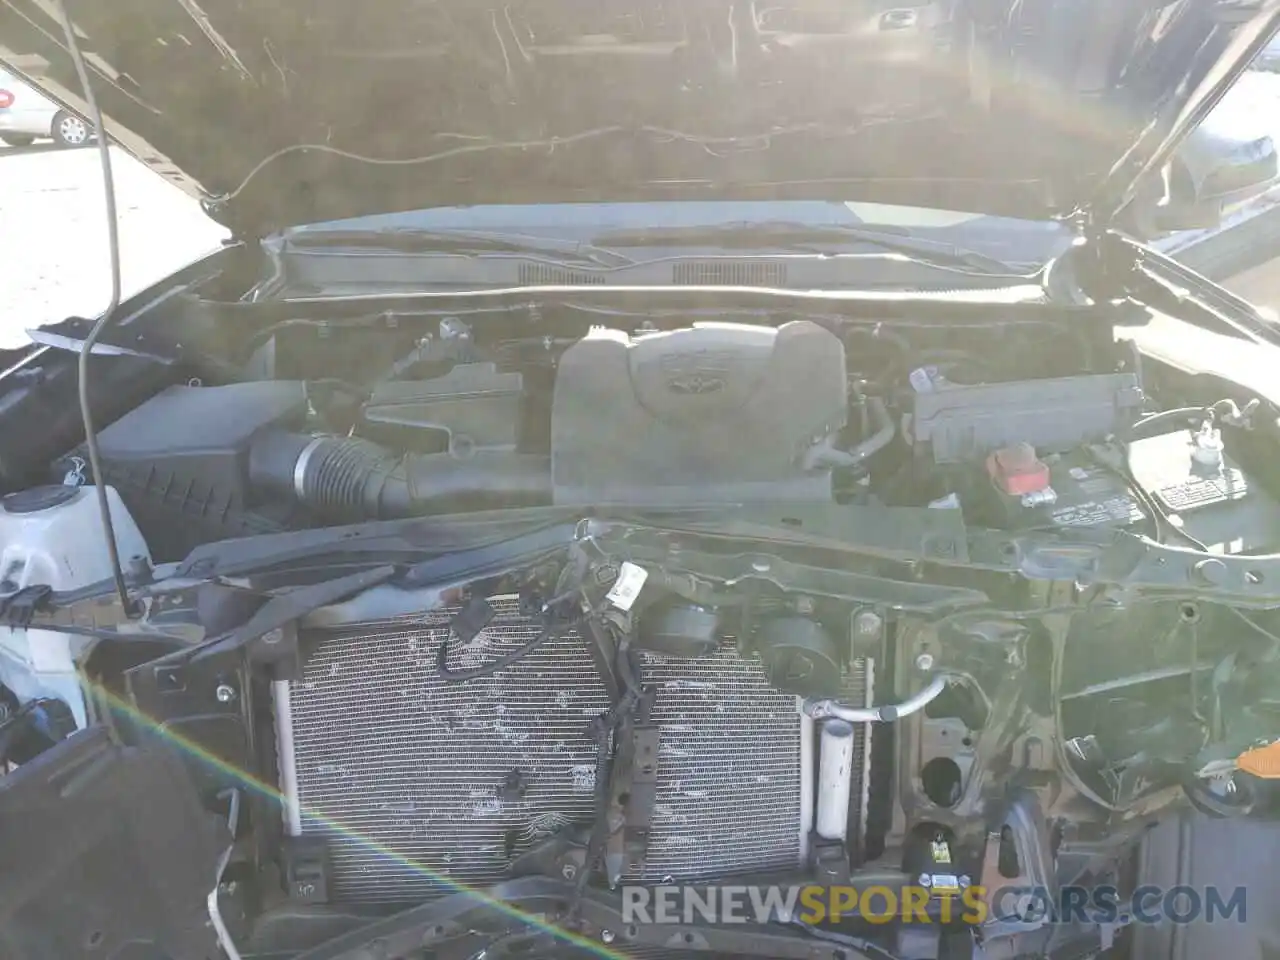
[{"left": 288, "top": 597, "right": 866, "bottom": 904}]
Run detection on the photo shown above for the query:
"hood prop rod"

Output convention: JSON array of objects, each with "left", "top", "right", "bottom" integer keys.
[{"left": 55, "top": 0, "right": 133, "bottom": 616}]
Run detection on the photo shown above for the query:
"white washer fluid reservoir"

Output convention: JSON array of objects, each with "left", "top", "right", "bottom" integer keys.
[{"left": 0, "top": 485, "right": 149, "bottom": 729}]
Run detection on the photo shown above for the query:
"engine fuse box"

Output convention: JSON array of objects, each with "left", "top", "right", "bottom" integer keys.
[{"left": 912, "top": 372, "right": 1144, "bottom": 464}]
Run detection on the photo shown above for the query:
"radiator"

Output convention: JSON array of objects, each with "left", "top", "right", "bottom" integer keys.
[{"left": 284, "top": 596, "right": 869, "bottom": 904}]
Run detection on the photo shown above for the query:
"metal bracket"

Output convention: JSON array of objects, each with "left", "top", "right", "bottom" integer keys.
[
  {"left": 183, "top": 565, "right": 397, "bottom": 668},
  {"left": 622, "top": 725, "right": 660, "bottom": 879},
  {"left": 809, "top": 834, "right": 852, "bottom": 882},
  {"left": 283, "top": 836, "right": 332, "bottom": 903},
  {"left": 249, "top": 620, "right": 302, "bottom": 681},
  {"left": 604, "top": 683, "right": 659, "bottom": 886}
]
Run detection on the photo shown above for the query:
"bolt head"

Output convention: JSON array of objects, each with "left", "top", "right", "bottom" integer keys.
[
  {"left": 215, "top": 684, "right": 237, "bottom": 703},
  {"left": 601, "top": 929, "right": 616, "bottom": 944},
  {"left": 914, "top": 652, "right": 935, "bottom": 672},
  {"left": 1193, "top": 558, "right": 1227, "bottom": 586},
  {"left": 958, "top": 875, "right": 971, "bottom": 888},
  {"left": 561, "top": 863, "right": 578, "bottom": 880},
  {"left": 1014, "top": 893, "right": 1036, "bottom": 919},
  {"left": 918, "top": 873, "right": 932, "bottom": 887}
]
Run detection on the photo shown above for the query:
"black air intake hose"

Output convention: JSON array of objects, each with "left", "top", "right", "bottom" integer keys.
[{"left": 249, "top": 431, "right": 551, "bottom": 522}]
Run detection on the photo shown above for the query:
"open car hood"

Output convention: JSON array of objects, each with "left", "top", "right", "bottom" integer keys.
[{"left": 1, "top": 0, "right": 1279, "bottom": 237}]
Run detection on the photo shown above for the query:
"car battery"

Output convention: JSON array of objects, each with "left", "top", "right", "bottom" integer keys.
[
  {"left": 972, "top": 431, "right": 1280, "bottom": 552},
  {"left": 970, "top": 443, "right": 1146, "bottom": 532},
  {"left": 1125, "top": 428, "right": 1280, "bottom": 555},
  {"left": 1039, "top": 453, "right": 1148, "bottom": 530}
]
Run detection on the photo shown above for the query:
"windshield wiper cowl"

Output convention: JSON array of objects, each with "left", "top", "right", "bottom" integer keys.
[{"left": 594, "top": 220, "right": 1035, "bottom": 278}]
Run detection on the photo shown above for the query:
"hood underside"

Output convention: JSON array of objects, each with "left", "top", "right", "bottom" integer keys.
[{"left": 2, "top": 0, "right": 1279, "bottom": 237}]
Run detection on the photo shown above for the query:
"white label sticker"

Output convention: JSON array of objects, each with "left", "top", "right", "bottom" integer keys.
[{"left": 606, "top": 562, "right": 649, "bottom": 611}]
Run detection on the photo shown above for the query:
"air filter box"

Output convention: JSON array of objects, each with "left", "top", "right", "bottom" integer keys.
[{"left": 55, "top": 382, "right": 311, "bottom": 560}]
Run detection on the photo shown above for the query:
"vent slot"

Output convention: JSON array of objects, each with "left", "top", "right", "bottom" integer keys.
[
  {"left": 672, "top": 260, "right": 788, "bottom": 286},
  {"left": 518, "top": 263, "right": 606, "bottom": 285}
]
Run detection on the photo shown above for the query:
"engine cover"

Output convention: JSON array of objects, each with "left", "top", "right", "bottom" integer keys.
[
  {"left": 550, "top": 321, "right": 847, "bottom": 504},
  {"left": 285, "top": 597, "right": 869, "bottom": 904}
]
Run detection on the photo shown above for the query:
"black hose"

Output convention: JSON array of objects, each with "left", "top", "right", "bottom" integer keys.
[
  {"left": 56, "top": 0, "right": 132, "bottom": 616},
  {"left": 1130, "top": 406, "right": 1211, "bottom": 438},
  {"left": 436, "top": 621, "right": 557, "bottom": 682},
  {"left": 249, "top": 431, "right": 551, "bottom": 522},
  {"left": 437, "top": 606, "right": 585, "bottom": 682}
]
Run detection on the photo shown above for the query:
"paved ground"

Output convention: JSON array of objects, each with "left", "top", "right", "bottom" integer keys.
[{"left": 0, "top": 143, "right": 225, "bottom": 348}]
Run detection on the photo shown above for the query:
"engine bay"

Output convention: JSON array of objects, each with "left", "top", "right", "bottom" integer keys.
[
  {"left": 4, "top": 296, "right": 1280, "bottom": 960},
  {"left": 50, "top": 301, "right": 1280, "bottom": 561}
]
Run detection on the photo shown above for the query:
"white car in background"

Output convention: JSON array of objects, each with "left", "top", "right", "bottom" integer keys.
[{"left": 0, "top": 68, "right": 91, "bottom": 147}]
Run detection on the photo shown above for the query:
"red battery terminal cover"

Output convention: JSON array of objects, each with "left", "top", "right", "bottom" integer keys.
[{"left": 986, "top": 442, "right": 1050, "bottom": 496}]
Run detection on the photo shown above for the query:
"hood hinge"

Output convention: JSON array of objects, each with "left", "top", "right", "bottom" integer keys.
[{"left": 1074, "top": 221, "right": 1145, "bottom": 303}]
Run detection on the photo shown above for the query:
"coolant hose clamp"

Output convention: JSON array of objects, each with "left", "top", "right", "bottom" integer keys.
[{"left": 293, "top": 436, "right": 329, "bottom": 498}]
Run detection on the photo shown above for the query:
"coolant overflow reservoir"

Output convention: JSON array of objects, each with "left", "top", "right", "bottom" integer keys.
[{"left": 0, "top": 486, "right": 148, "bottom": 729}]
